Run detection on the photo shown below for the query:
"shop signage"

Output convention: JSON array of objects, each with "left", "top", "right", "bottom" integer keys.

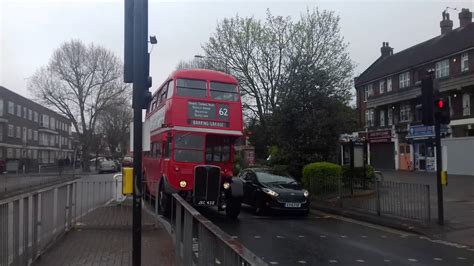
[
  {"left": 368, "top": 130, "right": 392, "bottom": 143},
  {"left": 408, "top": 125, "right": 448, "bottom": 139}
]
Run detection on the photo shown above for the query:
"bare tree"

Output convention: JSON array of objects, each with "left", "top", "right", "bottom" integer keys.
[
  {"left": 28, "top": 40, "right": 128, "bottom": 171},
  {"left": 97, "top": 97, "right": 133, "bottom": 159}
]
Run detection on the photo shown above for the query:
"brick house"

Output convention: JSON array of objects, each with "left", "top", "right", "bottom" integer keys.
[
  {"left": 354, "top": 9, "right": 474, "bottom": 173},
  {"left": 0, "top": 86, "right": 74, "bottom": 172}
]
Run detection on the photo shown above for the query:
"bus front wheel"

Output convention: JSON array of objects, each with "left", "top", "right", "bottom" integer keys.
[
  {"left": 158, "top": 181, "right": 171, "bottom": 217},
  {"left": 225, "top": 197, "right": 241, "bottom": 220}
]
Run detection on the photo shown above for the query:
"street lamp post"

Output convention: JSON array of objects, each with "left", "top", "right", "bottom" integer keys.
[{"left": 194, "top": 54, "right": 228, "bottom": 73}]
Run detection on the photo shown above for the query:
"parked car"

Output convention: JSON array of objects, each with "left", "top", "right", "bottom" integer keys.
[
  {"left": 238, "top": 168, "right": 310, "bottom": 215},
  {"left": 91, "top": 157, "right": 116, "bottom": 174},
  {"left": 122, "top": 156, "right": 133, "bottom": 167}
]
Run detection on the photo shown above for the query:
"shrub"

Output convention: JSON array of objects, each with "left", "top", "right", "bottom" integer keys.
[
  {"left": 341, "top": 165, "right": 375, "bottom": 186},
  {"left": 302, "top": 162, "right": 342, "bottom": 194}
]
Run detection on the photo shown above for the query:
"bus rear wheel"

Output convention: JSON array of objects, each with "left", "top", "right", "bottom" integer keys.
[{"left": 158, "top": 181, "right": 171, "bottom": 217}]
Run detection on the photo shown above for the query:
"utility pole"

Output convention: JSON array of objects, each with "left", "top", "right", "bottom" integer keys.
[{"left": 434, "top": 118, "right": 443, "bottom": 225}]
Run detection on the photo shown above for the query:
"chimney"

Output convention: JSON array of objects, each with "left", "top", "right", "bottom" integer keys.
[
  {"left": 459, "top": 8, "right": 472, "bottom": 28},
  {"left": 380, "top": 42, "right": 393, "bottom": 58},
  {"left": 440, "top": 11, "right": 453, "bottom": 34}
]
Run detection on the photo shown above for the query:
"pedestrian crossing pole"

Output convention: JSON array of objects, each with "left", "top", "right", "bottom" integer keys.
[{"left": 124, "top": 0, "right": 150, "bottom": 264}]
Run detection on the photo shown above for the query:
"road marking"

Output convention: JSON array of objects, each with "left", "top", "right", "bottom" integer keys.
[
  {"left": 269, "top": 261, "right": 279, "bottom": 265},
  {"left": 408, "top": 259, "right": 418, "bottom": 262},
  {"left": 215, "top": 259, "right": 221, "bottom": 264},
  {"left": 457, "top": 257, "right": 467, "bottom": 260},
  {"left": 355, "top": 259, "right": 365, "bottom": 263},
  {"left": 433, "top": 258, "right": 443, "bottom": 261},
  {"left": 231, "top": 235, "right": 238, "bottom": 239},
  {"left": 276, "top": 235, "right": 285, "bottom": 239},
  {"left": 298, "top": 260, "right": 307, "bottom": 264},
  {"left": 320, "top": 235, "right": 327, "bottom": 238},
  {"left": 340, "top": 235, "right": 348, "bottom": 238},
  {"left": 418, "top": 236, "right": 468, "bottom": 249},
  {"left": 384, "top": 259, "right": 391, "bottom": 262},
  {"left": 298, "top": 235, "right": 305, "bottom": 238},
  {"left": 328, "top": 259, "right": 338, "bottom": 263},
  {"left": 381, "top": 235, "right": 387, "bottom": 238},
  {"left": 361, "top": 235, "right": 367, "bottom": 238},
  {"left": 254, "top": 235, "right": 261, "bottom": 239}
]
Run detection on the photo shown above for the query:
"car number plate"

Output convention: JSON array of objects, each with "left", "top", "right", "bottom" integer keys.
[
  {"left": 285, "top": 202, "right": 301, "bottom": 208},
  {"left": 196, "top": 200, "right": 215, "bottom": 206}
]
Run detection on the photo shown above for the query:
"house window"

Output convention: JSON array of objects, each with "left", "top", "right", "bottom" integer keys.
[
  {"left": 367, "top": 84, "right": 374, "bottom": 97},
  {"left": 50, "top": 117, "right": 55, "bottom": 130},
  {"left": 34, "top": 112, "right": 38, "bottom": 122},
  {"left": 379, "top": 80, "right": 385, "bottom": 94},
  {"left": 379, "top": 109, "right": 385, "bottom": 127},
  {"left": 387, "top": 108, "right": 393, "bottom": 126},
  {"left": 461, "top": 53, "right": 469, "bottom": 72},
  {"left": 364, "top": 87, "right": 368, "bottom": 102},
  {"left": 28, "top": 129, "right": 32, "bottom": 140},
  {"left": 8, "top": 102, "right": 14, "bottom": 114},
  {"left": 16, "top": 126, "right": 21, "bottom": 138},
  {"left": 399, "top": 72, "right": 410, "bottom": 88},
  {"left": 16, "top": 105, "right": 21, "bottom": 117},
  {"left": 7, "top": 125, "right": 14, "bottom": 137},
  {"left": 435, "top": 59, "right": 450, "bottom": 78},
  {"left": 0, "top": 99, "right": 3, "bottom": 116},
  {"left": 366, "top": 109, "right": 375, "bottom": 127},
  {"left": 387, "top": 78, "right": 392, "bottom": 92},
  {"left": 23, "top": 107, "right": 27, "bottom": 119},
  {"left": 42, "top": 114, "right": 49, "bottom": 128},
  {"left": 34, "top": 130, "right": 38, "bottom": 141},
  {"left": 15, "top": 149, "right": 20, "bottom": 159},
  {"left": 400, "top": 104, "right": 412, "bottom": 122},
  {"left": 28, "top": 109, "right": 32, "bottom": 120},
  {"left": 7, "top": 148, "right": 13, "bottom": 159},
  {"left": 463, "top": 93, "right": 471, "bottom": 116},
  {"left": 415, "top": 104, "right": 423, "bottom": 122},
  {"left": 0, "top": 124, "right": 3, "bottom": 141}
]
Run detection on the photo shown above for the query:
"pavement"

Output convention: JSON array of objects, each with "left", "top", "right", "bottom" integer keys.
[
  {"left": 32, "top": 173, "right": 175, "bottom": 266},
  {"left": 381, "top": 170, "right": 474, "bottom": 246},
  {"left": 203, "top": 205, "right": 474, "bottom": 266}
]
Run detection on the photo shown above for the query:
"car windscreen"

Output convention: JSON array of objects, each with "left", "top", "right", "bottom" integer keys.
[
  {"left": 210, "top": 82, "right": 239, "bottom": 101},
  {"left": 176, "top": 78, "right": 207, "bottom": 98},
  {"left": 256, "top": 171, "right": 296, "bottom": 184}
]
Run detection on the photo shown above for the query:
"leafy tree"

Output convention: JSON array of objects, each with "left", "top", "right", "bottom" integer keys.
[{"left": 28, "top": 40, "right": 128, "bottom": 171}]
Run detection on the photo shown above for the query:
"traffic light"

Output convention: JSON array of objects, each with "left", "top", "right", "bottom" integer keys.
[
  {"left": 434, "top": 97, "right": 450, "bottom": 125},
  {"left": 421, "top": 77, "right": 434, "bottom": 125}
]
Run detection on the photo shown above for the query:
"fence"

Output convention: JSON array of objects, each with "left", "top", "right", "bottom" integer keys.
[
  {"left": 310, "top": 171, "right": 431, "bottom": 226},
  {"left": 170, "top": 193, "right": 266, "bottom": 266}
]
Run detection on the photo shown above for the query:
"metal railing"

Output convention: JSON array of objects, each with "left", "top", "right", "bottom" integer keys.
[
  {"left": 310, "top": 171, "right": 431, "bottom": 226},
  {"left": 170, "top": 193, "right": 266, "bottom": 266},
  {"left": 0, "top": 181, "right": 75, "bottom": 266}
]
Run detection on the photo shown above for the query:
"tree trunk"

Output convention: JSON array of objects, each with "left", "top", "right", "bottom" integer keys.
[{"left": 82, "top": 144, "right": 91, "bottom": 172}]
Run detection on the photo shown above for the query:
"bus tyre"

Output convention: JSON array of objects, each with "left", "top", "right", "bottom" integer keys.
[
  {"left": 226, "top": 198, "right": 241, "bottom": 220},
  {"left": 158, "top": 182, "right": 171, "bottom": 217}
]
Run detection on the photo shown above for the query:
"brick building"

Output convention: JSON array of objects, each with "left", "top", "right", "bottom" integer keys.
[
  {"left": 0, "top": 86, "right": 74, "bottom": 172},
  {"left": 354, "top": 9, "right": 474, "bottom": 173}
]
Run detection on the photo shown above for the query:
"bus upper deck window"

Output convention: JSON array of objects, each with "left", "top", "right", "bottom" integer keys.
[
  {"left": 210, "top": 82, "right": 239, "bottom": 101},
  {"left": 176, "top": 79, "right": 206, "bottom": 98}
]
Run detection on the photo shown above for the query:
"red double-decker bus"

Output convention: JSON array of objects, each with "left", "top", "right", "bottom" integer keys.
[{"left": 142, "top": 69, "right": 244, "bottom": 218}]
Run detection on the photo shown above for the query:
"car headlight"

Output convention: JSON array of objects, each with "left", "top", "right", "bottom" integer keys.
[
  {"left": 262, "top": 188, "right": 279, "bottom": 197},
  {"left": 179, "top": 180, "right": 187, "bottom": 188},
  {"left": 303, "top": 189, "right": 309, "bottom": 198},
  {"left": 223, "top": 182, "right": 230, "bottom": 190}
]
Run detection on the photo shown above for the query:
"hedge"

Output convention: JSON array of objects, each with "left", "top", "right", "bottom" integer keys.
[{"left": 302, "top": 162, "right": 342, "bottom": 194}]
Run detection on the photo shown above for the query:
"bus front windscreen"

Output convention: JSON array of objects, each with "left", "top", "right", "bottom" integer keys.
[{"left": 174, "top": 133, "right": 205, "bottom": 163}]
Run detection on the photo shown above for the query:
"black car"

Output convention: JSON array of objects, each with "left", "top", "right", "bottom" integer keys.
[{"left": 239, "top": 168, "right": 310, "bottom": 215}]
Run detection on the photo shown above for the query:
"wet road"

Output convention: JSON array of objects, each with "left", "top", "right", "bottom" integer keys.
[{"left": 200, "top": 205, "right": 474, "bottom": 266}]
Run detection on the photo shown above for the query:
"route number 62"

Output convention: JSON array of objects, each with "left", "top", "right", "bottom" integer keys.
[{"left": 219, "top": 107, "right": 229, "bottom": 117}]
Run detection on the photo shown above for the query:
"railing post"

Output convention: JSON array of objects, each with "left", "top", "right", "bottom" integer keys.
[
  {"left": 376, "top": 180, "right": 381, "bottom": 216},
  {"left": 427, "top": 185, "right": 431, "bottom": 226}
]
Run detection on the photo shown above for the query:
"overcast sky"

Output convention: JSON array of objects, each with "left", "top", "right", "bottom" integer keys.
[{"left": 1, "top": 0, "right": 473, "bottom": 99}]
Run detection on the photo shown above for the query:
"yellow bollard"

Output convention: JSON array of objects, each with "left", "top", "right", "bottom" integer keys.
[
  {"left": 441, "top": 170, "right": 448, "bottom": 186},
  {"left": 122, "top": 167, "right": 134, "bottom": 195}
]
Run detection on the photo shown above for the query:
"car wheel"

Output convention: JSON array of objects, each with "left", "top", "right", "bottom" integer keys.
[
  {"left": 254, "top": 198, "right": 266, "bottom": 215},
  {"left": 226, "top": 198, "right": 241, "bottom": 220},
  {"left": 158, "top": 181, "right": 171, "bottom": 217}
]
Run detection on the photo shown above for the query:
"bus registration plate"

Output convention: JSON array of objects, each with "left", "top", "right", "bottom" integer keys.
[
  {"left": 197, "top": 200, "right": 216, "bottom": 206},
  {"left": 285, "top": 203, "right": 301, "bottom": 208}
]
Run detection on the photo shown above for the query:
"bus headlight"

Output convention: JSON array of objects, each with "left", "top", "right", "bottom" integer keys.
[
  {"left": 179, "top": 180, "right": 187, "bottom": 188},
  {"left": 223, "top": 182, "right": 230, "bottom": 190}
]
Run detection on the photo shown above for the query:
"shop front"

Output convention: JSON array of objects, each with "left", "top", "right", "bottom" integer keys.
[
  {"left": 368, "top": 130, "right": 395, "bottom": 170},
  {"left": 407, "top": 125, "right": 448, "bottom": 172}
]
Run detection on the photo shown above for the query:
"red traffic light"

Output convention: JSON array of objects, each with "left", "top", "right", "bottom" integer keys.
[{"left": 437, "top": 99, "right": 445, "bottom": 109}]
